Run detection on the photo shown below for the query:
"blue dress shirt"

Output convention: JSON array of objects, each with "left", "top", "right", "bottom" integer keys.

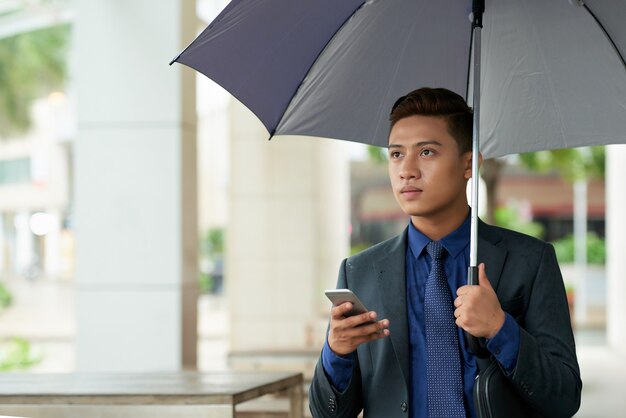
[{"left": 322, "top": 212, "right": 521, "bottom": 417}]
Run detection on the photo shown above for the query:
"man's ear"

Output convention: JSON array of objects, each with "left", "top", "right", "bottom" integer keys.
[{"left": 464, "top": 152, "right": 483, "bottom": 180}]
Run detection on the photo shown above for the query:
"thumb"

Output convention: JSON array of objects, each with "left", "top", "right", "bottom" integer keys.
[{"left": 478, "top": 263, "right": 492, "bottom": 290}]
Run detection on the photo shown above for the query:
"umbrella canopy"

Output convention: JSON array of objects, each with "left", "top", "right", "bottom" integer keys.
[{"left": 172, "top": 0, "right": 626, "bottom": 158}]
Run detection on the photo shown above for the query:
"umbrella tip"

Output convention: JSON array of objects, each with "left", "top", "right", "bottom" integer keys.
[{"left": 168, "top": 53, "right": 182, "bottom": 66}]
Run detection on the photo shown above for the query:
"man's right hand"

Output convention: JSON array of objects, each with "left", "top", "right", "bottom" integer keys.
[{"left": 328, "top": 302, "right": 390, "bottom": 356}]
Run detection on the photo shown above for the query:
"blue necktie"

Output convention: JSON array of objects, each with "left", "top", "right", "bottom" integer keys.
[{"left": 425, "top": 241, "right": 466, "bottom": 418}]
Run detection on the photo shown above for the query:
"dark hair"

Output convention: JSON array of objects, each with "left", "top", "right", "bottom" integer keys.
[{"left": 389, "top": 87, "right": 473, "bottom": 154}]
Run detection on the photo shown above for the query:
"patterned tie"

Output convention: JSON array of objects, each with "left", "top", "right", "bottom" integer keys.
[{"left": 424, "top": 241, "right": 466, "bottom": 418}]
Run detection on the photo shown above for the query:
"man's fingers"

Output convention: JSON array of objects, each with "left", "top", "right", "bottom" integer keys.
[
  {"left": 353, "top": 328, "right": 390, "bottom": 345},
  {"left": 344, "top": 311, "right": 378, "bottom": 328},
  {"left": 367, "top": 328, "right": 390, "bottom": 340},
  {"left": 457, "top": 285, "right": 470, "bottom": 296},
  {"left": 339, "top": 318, "right": 389, "bottom": 340},
  {"left": 331, "top": 302, "right": 353, "bottom": 319},
  {"left": 350, "top": 319, "right": 389, "bottom": 337},
  {"left": 478, "top": 263, "right": 493, "bottom": 289},
  {"left": 329, "top": 318, "right": 390, "bottom": 354}
]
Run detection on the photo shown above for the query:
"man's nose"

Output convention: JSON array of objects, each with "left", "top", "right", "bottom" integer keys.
[{"left": 399, "top": 159, "right": 420, "bottom": 180}]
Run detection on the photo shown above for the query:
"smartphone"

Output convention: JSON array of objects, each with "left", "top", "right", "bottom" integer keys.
[{"left": 325, "top": 289, "right": 370, "bottom": 317}]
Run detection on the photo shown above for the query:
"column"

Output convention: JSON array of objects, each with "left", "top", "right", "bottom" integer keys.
[
  {"left": 14, "top": 212, "right": 33, "bottom": 276},
  {"left": 226, "top": 99, "right": 349, "bottom": 355},
  {"left": 606, "top": 145, "right": 626, "bottom": 355},
  {"left": 74, "top": 0, "right": 197, "bottom": 371},
  {"left": 43, "top": 209, "right": 62, "bottom": 278}
]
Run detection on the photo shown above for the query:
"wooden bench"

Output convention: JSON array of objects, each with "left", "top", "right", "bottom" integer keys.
[{"left": 0, "top": 372, "right": 303, "bottom": 418}]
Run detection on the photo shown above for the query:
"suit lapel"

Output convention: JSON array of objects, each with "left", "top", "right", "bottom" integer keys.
[
  {"left": 370, "top": 222, "right": 507, "bottom": 392},
  {"left": 477, "top": 221, "right": 508, "bottom": 292},
  {"left": 374, "top": 230, "right": 410, "bottom": 390}
]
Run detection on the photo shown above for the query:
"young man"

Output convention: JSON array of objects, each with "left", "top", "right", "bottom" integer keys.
[{"left": 309, "top": 88, "right": 581, "bottom": 417}]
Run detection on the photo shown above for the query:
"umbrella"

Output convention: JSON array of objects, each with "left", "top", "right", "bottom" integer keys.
[
  {"left": 170, "top": 0, "right": 626, "bottom": 157},
  {"left": 170, "top": 0, "right": 626, "bottom": 350}
]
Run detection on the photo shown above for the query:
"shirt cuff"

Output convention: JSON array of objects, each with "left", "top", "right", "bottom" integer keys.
[
  {"left": 321, "top": 338, "right": 355, "bottom": 392},
  {"left": 486, "top": 313, "right": 520, "bottom": 375}
]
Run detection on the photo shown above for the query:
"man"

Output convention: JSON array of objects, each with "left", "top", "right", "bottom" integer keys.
[{"left": 309, "top": 88, "right": 582, "bottom": 417}]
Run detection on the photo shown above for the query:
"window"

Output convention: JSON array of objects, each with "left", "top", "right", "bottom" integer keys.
[{"left": 0, "top": 158, "right": 31, "bottom": 185}]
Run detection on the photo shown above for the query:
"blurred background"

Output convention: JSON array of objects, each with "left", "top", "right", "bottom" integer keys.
[{"left": 0, "top": 1, "right": 625, "bottom": 417}]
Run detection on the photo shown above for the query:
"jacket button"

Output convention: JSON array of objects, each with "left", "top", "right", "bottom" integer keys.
[{"left": 400, "top": 401, "right": 408, "bottom": 412}]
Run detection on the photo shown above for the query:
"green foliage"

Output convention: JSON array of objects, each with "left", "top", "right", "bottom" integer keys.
[
  {"left": 494, "top": 206, "right": 544, "bottom": 239},
  {"left": 199, "top": 272, "right": 214, "bottom": 293},
  {"left": 551, "top": 232, "right": 606, "bottom": 265},
  {"left": 518, "top": 146, "right": 605, "bottom": 182},
  {"left": 201, "top": 228, "right": 225, "bottom": 254},
  {"left": 0, "top": 24, "right": 70, "bottom": 137},
  {"left": 0, "top": 337, "right": 42, "bottom": 371},
  {"left": 0, "top": 283, "right": 12, "bottom": 310},
  {"left": 367, "top": 145, "right": 388, "bottom": 164},
  {"left": 199, "top": 228, "right": 225, "bottom": 293}
]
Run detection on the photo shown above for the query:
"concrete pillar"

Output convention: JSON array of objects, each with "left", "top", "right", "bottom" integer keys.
[
  {"left": 43, "top": 209, "right": 62, "bottom": 278},
  {"left": 74, "top": 0, "right": 197, "bottom": 371},
  {"left": 14, "top": 212, "right": 33, "bottom": 276},
  {"left": 196, "top": 77, "right": 229, "bottom": 232},
  {"left": 227, "top": 100, "right": 349, "bottom": 355},
  {"left": 606, "top": 145, "right": 626, "bottom": 355}
]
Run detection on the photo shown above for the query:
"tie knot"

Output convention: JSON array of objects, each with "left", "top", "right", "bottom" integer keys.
[{"left": 426, "top": 241, "right": 444, "bottom": 260}]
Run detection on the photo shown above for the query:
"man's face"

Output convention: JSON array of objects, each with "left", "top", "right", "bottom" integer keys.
[{"left": 388, "top": 115, "right": 473, "bottom": 220}]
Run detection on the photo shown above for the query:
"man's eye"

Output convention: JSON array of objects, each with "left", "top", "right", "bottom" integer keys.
[
  {"left": 390, "top": 151, "right": 401, "bottom": 158},
  {"left": 421, "top": 149, "right": 434, "bottom": 156}
]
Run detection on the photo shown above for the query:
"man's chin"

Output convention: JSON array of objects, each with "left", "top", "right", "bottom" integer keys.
[
  {"left": 401, "top": 201, "right": 468, "bottom": 221},
  {"left": 400, "top": 205, "right": 437, "bottom": 219},
  {"left": 398, "top": 200, "right": 451, "bottom": 219}
]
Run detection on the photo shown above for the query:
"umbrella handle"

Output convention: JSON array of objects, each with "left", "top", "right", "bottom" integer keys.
[{"left": 466, "top": 266, "right": 490, "bottom": 358}]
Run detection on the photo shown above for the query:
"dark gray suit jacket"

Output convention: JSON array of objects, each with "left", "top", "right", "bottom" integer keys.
[{"left": 309, "top": 221, "right": 582, "bottom": 418}]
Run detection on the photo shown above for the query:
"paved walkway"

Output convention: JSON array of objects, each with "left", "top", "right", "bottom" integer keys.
[
  {"left": 1, "top": 277, "right": 625, "bottom": 416},
  {"left": 576, "top": 345, "right": 626, "bottom": 417}
]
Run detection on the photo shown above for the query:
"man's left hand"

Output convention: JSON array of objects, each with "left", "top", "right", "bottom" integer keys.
[{"left": 454, "top": 263, "right": 505, "bottom": 339}]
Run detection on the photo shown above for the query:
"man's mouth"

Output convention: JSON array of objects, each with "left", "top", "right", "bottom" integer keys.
[{"left": 400, "top": 186, "right": 423, "bottom": 194}]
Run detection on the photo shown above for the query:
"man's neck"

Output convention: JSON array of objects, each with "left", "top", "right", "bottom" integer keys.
[{"left": 410, "top": 204, "right": 469, "bottom": 241}]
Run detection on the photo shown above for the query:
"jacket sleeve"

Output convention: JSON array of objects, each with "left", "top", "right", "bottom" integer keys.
[
  {"left": 511, "top": 243, "right": 582, "bottom": 417},
  {"left": 309, "top": 258, "right": 364, "bottom": 418}
]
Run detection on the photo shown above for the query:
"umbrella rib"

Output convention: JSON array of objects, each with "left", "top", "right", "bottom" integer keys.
[
  {"left": 170, "top": 0, "right": 245, "bottom": 65},
  {"left": 583, "top": 4, "right": 626, "bottom": 73},
  {"left": 273, "top": 1, "right": 368, "bottom": 138},
  {"left": 465, "top": 26, "right": 474, "bottom": 102}
]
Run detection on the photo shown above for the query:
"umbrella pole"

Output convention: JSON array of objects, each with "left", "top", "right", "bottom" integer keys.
[
  {"left": 468, "top": 11, "right": 482, "bottom": 287},
  {"left": 467, "top": 0, "right": 485, "bottom": 285},
  {"left": 467, "top": 0, "right": 490, "bottom": 358}
]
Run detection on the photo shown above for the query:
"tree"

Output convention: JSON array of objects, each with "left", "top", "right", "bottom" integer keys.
[
  {"left": 481, "top": 147, "right": 605, "bottom": 226},
  {"left": 0, "top": 24, "right": 70, "bottom": 138},
  {"left": 518, "top": 147, "right": 605, "bottom": 181}
]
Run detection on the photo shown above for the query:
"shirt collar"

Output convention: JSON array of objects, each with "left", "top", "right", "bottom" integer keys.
[{"left": 407, "top": 208, "right": 471, "bottom": 259}]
